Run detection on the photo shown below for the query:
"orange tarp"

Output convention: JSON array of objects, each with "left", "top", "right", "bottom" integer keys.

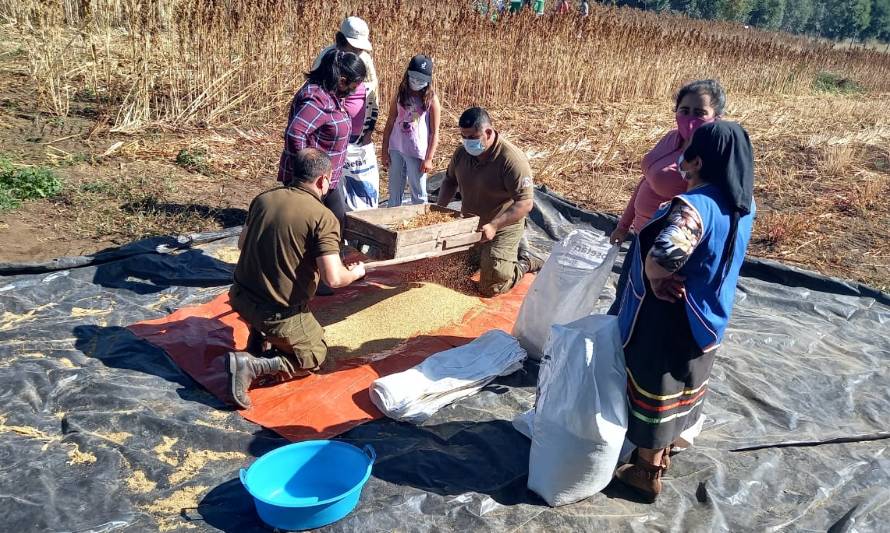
[{"left": 128, "top": 269, "right": 533, "bottom": 441}]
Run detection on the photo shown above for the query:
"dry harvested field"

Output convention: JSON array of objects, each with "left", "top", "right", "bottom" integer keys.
[{"left": 0, "top": 0, "right": 888, "bottom": 290}]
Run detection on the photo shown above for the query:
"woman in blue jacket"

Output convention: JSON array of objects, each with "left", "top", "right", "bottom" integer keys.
[{"left": 614, "top": 121, "right": 756, "bottom": 501}]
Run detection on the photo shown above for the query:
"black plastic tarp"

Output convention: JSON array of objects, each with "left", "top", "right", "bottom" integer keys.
[{"left": 0, "top": 188, "right": 888, "bottom": 532}]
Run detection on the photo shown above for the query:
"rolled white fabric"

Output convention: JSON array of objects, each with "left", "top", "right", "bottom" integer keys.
[{"left": 369, "top": 330, "right": 527, "bottom": 424}]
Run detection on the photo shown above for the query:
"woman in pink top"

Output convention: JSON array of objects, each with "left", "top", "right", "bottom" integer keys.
[{"left": 608, "top": 79, "right": 725, "bottom": 315}]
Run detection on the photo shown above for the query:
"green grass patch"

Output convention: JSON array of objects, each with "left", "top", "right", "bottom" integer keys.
[
  {"left": 0, "top": 98, "right": 20, "bottom": 111},
  {"left": 75, "top": 87, "right": 98, "bottom": 102},
  {"left": 175, "top": 147, "right": 212, "bottom": 175},
  {"left": 813, "top": 72, "right": 865, "bottom": 95},
  {"left": 0, "top": 188, "right": 19, "bottom": 211},
  {"left": 54, "top": 152, "right": 92, "bottom": 167},
  {"left": 0, "top": 157, "right": 63, "bottom": 212},
  {"left": 0, "top": 47, "right": 26, "bottom": 59},
  {"left": 79, "top": 181, "right": 116, "bottom": 195}
]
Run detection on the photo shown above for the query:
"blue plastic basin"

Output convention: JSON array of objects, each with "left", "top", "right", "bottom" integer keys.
[{"left": 240, "top": 440, "right": 376, "bottom": 531}]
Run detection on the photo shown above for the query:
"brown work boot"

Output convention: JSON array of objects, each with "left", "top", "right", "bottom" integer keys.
[
  {"left": 226, "top": 351, "right": 285, "bottom": 409},
  {"left": 663, "top": 444, "right": 675, "bottom": 470},
  {"left": 630, "top": 447, "right": 672, "bottom": 470},
  {"left": 615, "top": 457, "right": 665, "bottom": 502}
]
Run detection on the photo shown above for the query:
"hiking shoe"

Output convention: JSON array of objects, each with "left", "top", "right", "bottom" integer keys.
[
  {"left": 518, "top": 250, "right": 544, "bottom": 275},
  {"left": 615, "top": 458, "right": 665, "bottom": 503},
  {"left": 629, "top": 445, "right": 673, "bottom": 470}
]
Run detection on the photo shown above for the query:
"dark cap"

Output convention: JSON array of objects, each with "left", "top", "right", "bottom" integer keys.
[{"left": 407, "top": 54, "right": 433, "bottom": 83}]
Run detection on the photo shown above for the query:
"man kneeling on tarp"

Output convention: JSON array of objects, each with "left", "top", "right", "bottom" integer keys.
[
  {"left": 436, "top": 107, "right": 543, "bottom": 297},
  {"left": 226, "top": 148, "right": 366, "bottom": 409}
]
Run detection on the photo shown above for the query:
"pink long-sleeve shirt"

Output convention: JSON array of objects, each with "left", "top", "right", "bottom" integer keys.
[
  {"left": 342, "top": 83, "right": 367, "bottom": 141},
  {"left": 618, "top": 130, "right": 687, "bottom": 232}
]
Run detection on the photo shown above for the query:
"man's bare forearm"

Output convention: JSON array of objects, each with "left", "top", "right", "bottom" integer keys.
[{"left": 488, "top": 199, "right": 532, "bottom": 231}]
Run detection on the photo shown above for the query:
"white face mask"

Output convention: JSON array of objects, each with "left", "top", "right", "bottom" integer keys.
[
  {"left": 463, "top": 137, "right": 486, "bottom": 156},
  {"left": 677, "top": 155, "right": 689, "bottom": 181},
  {"left": 408, "top": 76, "right": 428, "bottom": 91}
]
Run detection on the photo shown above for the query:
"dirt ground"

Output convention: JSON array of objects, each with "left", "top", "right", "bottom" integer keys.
[{"left": 1, "top": 51, "right": 888, "bottom": 290}]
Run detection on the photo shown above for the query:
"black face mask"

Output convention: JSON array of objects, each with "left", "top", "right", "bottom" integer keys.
[{"left": 320, "top": 177, "right": 332, "bottom": 199}]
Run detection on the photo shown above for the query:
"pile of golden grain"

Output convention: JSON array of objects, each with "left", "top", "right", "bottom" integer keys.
[
  {"left": 390, "top": 211, "right": 459, "bottom": 230},
  {"left": 317, "top": 280, "right": 481, "bottom": 359},
  {"left": 399, "top": 252, "right": 479, "bottom": 295}
]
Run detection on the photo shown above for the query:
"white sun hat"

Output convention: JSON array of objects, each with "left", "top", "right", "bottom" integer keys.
[{"left": 340, "top": 16, "right": 372, "bottom": 52}]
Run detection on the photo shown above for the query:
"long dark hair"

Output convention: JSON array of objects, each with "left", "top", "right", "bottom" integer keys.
[
  {"left": 397, "top": 71, "right": 435, "bottom": 110},
  {"left": 675, "top": 79, "right": 726, "bottom": 116},
  {"left": 306, "top": 48, "right": 366, "bottom": 93}
]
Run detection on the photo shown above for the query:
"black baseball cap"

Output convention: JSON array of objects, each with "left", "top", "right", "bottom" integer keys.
[{"left": 407, "top": 54, "right": 433, "bottom": 83}]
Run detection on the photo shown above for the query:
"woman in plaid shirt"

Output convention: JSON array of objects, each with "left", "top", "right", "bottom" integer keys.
[{"left": 278, "top": 49, "right": 367, "bottom": 240}]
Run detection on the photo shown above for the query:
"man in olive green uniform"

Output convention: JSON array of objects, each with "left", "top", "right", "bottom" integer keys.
[
  {"left": 438, "top": 107, "right": 543, "bottom": 297},
  {"left": 226, "top": 148, "right": 366, "bottom": 409}
]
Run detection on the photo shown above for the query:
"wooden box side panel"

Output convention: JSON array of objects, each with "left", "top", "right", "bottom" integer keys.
[
  {"left": 345, "top": 204, "right": 480, "bottom": 259},
  {"left": 396, "top": 217, "right": 480, "bottom": 247},
  {"left": 347, "top": 204, "right": 428, "bottom": 225}
]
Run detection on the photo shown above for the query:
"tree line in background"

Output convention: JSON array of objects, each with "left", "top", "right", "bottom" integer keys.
[{"left": 608, "top": 0, "right": 890, "bottom": 43}]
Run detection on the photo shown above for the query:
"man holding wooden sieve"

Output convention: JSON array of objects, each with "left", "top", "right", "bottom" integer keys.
[{"left": 437, "top": 107, "right": 543, "bottom": 297}]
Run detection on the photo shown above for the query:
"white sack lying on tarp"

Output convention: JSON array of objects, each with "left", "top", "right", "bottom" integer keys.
[
  {"left": 526, "top": 315, "right": 628, "bottom": 507},
  {"left": 369, "top": 329, "right": 527, "bottom": 424},
  {"left": 513, "top": 229, "right": 618, "bottom": 360}
]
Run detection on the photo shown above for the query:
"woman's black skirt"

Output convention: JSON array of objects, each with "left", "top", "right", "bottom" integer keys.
[{"left": 624, "top": 293, "right": 717, "bottom": 450}]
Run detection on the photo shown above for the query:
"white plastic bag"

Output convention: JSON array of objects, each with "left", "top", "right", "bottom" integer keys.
[
  {"left": 369, "top": 330, "right": 527, "bottom": 424},
  {"left": 512, "top": 408, "right": 534, "bottom": 438},
  {"left": 343, "top": 142, "right": 379, "bottom": 211},
  {"left": 527, "top": 315, "right": 627, "bottom": 507},
  {"left": 513, "top": 229, "right": 617, "bottom": 360}
]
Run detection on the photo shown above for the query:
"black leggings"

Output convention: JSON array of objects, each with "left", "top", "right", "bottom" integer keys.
[{"left": 324, "top": 179, "right": 347, "bottom": 243}]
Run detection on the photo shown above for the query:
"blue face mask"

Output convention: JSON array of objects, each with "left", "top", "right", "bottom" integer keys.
[{"left": 463, "top": 137, "right": 486, "bottom": 156}]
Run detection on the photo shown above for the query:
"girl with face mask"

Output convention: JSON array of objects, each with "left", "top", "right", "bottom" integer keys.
[{"left": 381, "top": 54, "right": 442, "bottom": 207}]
